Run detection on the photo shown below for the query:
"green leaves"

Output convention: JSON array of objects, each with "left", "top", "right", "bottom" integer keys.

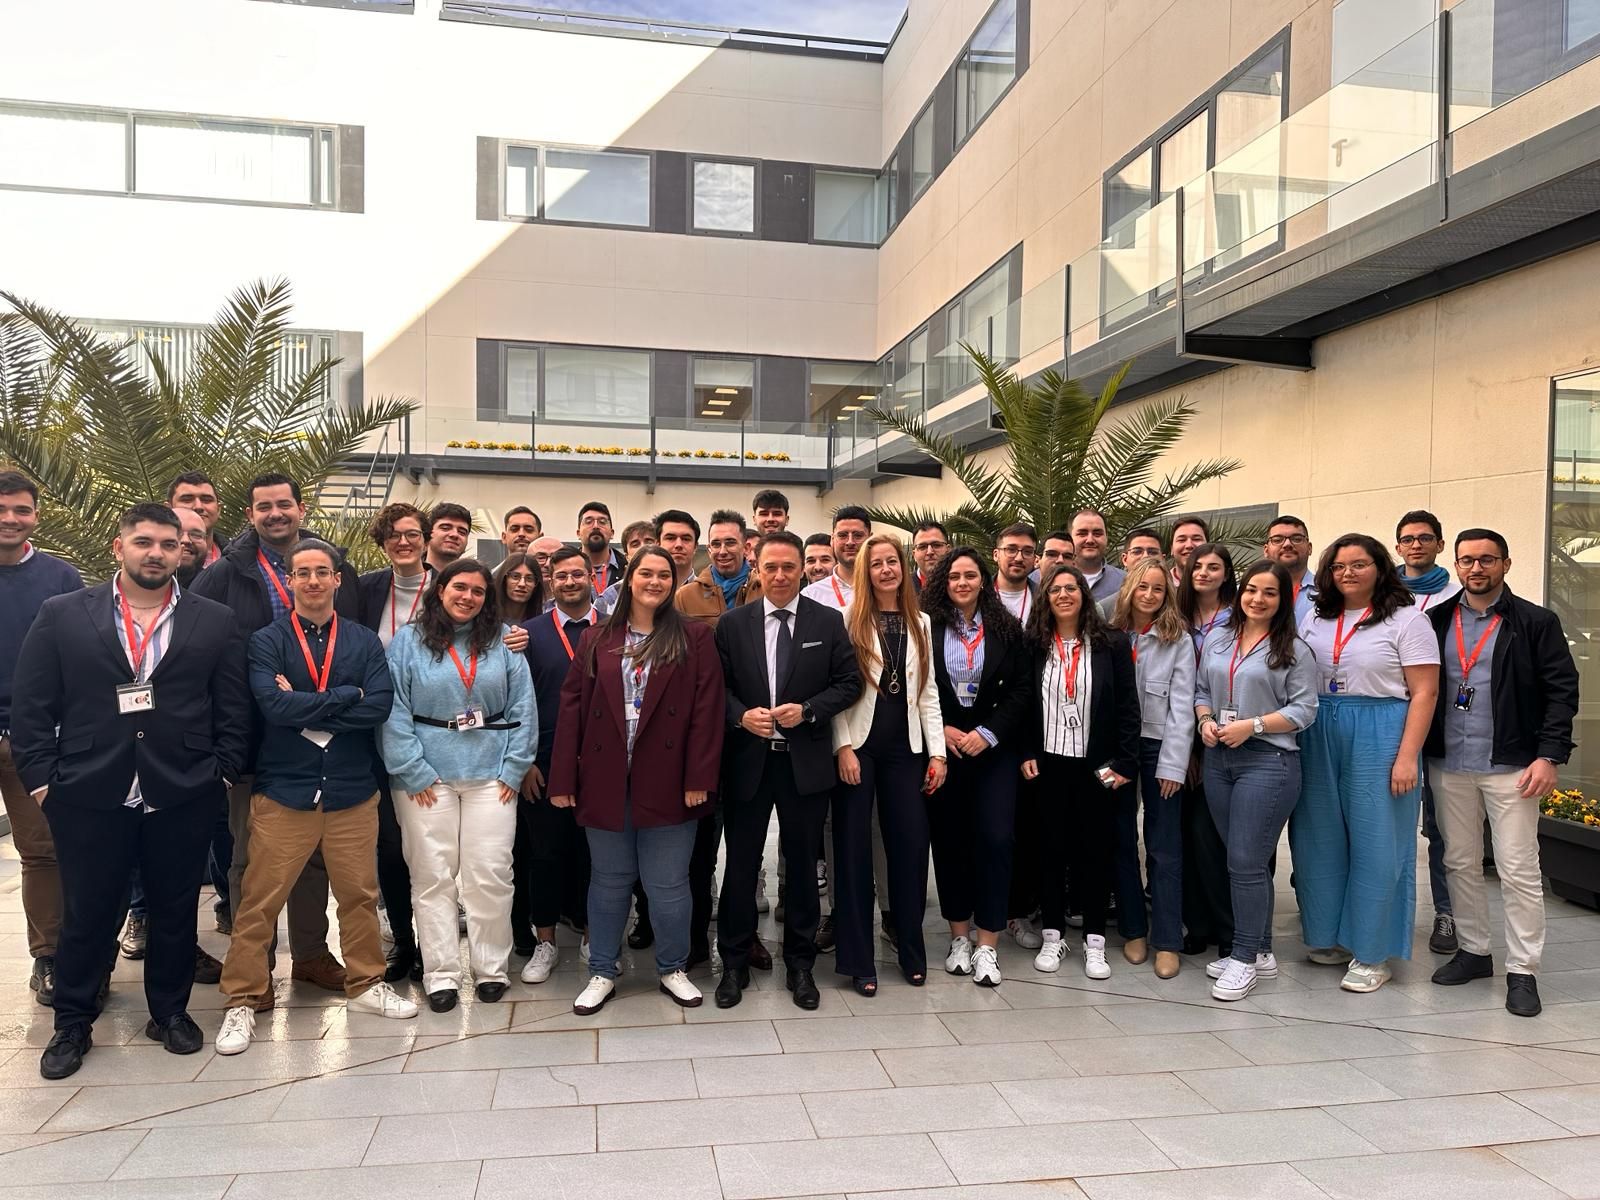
[{"left": 0, "top": 280, "right": 416, "bottom": 580}]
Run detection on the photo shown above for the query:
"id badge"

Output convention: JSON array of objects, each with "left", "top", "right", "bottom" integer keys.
[
  {"left": 964, "top": 681, "right": 979, "bottom": 696},
  {"left": 1454, "top": 684, "right": 1474, "bottom": 712},
  {"left": 1218, "top": 707, "right": 1238, "bottom": 725},
  {"left": 1064, "top": 704, "right": 1082, "bottom": 730},
  {"left": 116, "top": 682, "right": 154, "bottom": 715},
  {"left": 455, "top": 705, "right": 485, "bottom": 731},
  {"left": 1328, "top": 671, "right": 1346, "bottom": 695}
]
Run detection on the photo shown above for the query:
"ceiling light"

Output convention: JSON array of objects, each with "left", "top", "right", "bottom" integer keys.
[
  {"left": 702, "top": 409, "right": 723, "bottom": 416},
  {"left": 714, "top": 387, "right": 739, "bottom": 395},
  {"left": 841, "top": 405, "right": 861, "bottom": 412},
  {"left": 856, "top": 393, "right": 876, "bottom": 401},
  {"left": 707, "top": 398, "right": 732, "bottom": 406}
]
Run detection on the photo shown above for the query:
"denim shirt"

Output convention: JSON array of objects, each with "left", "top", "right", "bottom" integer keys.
[{"left": 1194, "top": 628, "right": 1319, "bottom": 751}]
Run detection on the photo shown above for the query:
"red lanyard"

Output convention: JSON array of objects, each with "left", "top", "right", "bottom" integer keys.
[
  {"left": 1130, "top": 623, "right": 1153, "bottom": 664},
  {"left": 1228, "top": 632, "right": 1267, "bottom": 703},
  {"left": 448, "top": 645, "right": 478, "bottom": 695},
  {"left": 293, "top": 614, "right": 339, "bottom": 692},
  {"left": 593, "top": 562, "right": 610, "bottom": 594},
  {"left": 390, "top": 572, "right": 425, "bottom": 636},
  {"left": 831, "top": 575, "right": 846, "bottom": 607},
  {"left": 257, "top": 550, "right": 292, "bottom": 610},
  {"left": 551, "top": 606, "right": 596, "bottom": 661},
  {"left": 116, "top": 577, "right": 171, "bottom": 674},
  {"left": 998, "top": 583, "right": 1030, "bottom": 623},
  {"left": 1454, "top": 607, "right": 1501, "bottom": 679},
  {"left": 1053, "top": 633, "right": 1082, "bottom": 702},
  {"left": 955, "top": 620, "right": 985, "bottom": 669},
  {"left": 1331, "top": 606, "right": 1372, "bottom": 666}
]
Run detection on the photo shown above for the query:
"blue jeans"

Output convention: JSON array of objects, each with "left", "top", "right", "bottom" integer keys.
[
  {"left": 1115, "top": 738, "right": 1183, "bottom": 950},
  {"left": 1205, "top": 743, "right": 1301, "bottom": 964},
  {"left": 585, "top": 808, "right": 698, "bottom": 981}
]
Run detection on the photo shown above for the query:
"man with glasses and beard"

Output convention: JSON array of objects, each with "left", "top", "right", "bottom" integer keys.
[
  {"left": 1264, "top": 515, "right": 1317, "bottom": 624},
  {"left": 174, "top": 507, "right": 210, "bottom": 587}
]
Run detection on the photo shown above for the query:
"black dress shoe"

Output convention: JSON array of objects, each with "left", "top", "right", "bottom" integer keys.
[
  {"left": 628, "top": 918, "right": 655, "bottom": 950},
  {"left": 749, "top": 939, "right": 773, "bottom": 971},
  {"left": 1507, "top": 972, "right": 1542, "bottom": 1017},
  {"left": 1181, "top": 934, "right": 1210, "bottom": 956},
  {"left": 814, "top": 915, "right": 836, "bottom": 953},
  {"left": 428, "top": 988, "right": 459, "bottom": 1013},
  {"left": 193, "top": 946, "right": 223, "bottom": 986},
  {"left": 476, "top": 981, "right": 507, "bottom": 1003},
  {"left": 29, "top": 956, "right": 54, "bottom": 1008},
  {"left": 385, "top": 942, "right": 419, "bottom": 984},
  {"left": 714, "top": 966, "right": 749, "bottom": 1009},
  {"left": 146, "top": 1013, "right": 204, "bottom": 1055},
  {"left": 787, "top": 967, "right": 820, "bottom": 1010},
  {"left": 1432, "top": 949, "right": 1494, "bottom": 986},
  {"left": 40, "top": 1026, "right": 91, "bottom": 1079}
]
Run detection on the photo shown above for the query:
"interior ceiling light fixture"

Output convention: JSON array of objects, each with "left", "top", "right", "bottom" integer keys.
[{"left": 714, "top": 387, "right": 740, "bottom": 395}]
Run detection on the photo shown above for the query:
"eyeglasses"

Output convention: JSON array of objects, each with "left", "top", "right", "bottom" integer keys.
[
  {"left": 1267, "top": 534, "right": 1309, "bottom": 547},
  {"left": 1124, "top": 546, "right": 1163, "bottom": 557},
  {"left": 996, "top": 546, "right": 1037, "bottom": 557},
  {"left": 1329, "top": 560, "right": 1374, "bottom": 574},
  {"left": 1456, "top": 555, "right": 1504, "bottom": 569},
  {"left": 1044, "top": 585, "right": 1080, "bottom": 598},
  {"left": 291, "top": 568, "right": 335, "bottom": 581},
  {"left": 1397, "top": 533, "right": 1438, "bottom": 546},
  {"left": 551, "top": 571, "right": 589, "bottom": 585},
  {"left": 386, "top": 530, "right": 424, "bottom": 544},
  {"left": 913, "top": 540, "right": 948, "bottom": 553}
]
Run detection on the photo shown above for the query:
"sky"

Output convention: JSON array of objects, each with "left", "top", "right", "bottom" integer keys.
[{"left": 542, "top": 1, "right": 907, "bottom": 42}]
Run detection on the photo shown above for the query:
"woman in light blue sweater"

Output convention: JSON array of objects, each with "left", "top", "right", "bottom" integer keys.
[{"left": 382, "top": 559, "right": 535, "bottom": 1012}]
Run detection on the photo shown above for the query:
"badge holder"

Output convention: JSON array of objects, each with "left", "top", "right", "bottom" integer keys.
[
  {"left": 116, "top": 682, "right": 154, "bottom": 715},
  {"left": 1454, "top": 684, "right": 1474, "bottom": 712},
  {"left": 1217, "top": 707, "right": 1238, "bottom": 725},
  {"left": 455, "top": 706, "right": 485, "bottom": 731},
  {"left": 1327, "top": 672, "right": 1346, "bottom": 695}
]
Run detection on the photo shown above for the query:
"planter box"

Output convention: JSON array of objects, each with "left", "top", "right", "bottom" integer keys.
[{"left": 1539, "top": 814, "right": 1600, "bottom": 910}]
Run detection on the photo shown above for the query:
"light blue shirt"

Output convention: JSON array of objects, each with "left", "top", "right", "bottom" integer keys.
[
  {"left": 941, "top": 612, "right": 997, "bottom": 746},
  {"left": 1194, "top": 628, "right": 1319, "bottom": 752}
]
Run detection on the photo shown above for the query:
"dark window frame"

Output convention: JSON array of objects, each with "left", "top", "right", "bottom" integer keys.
[
  {"left": 688, "top": 352, "right": 761, "bottom": 429},
  {"left": 953, "top": 0, "right": 1023, "bottom": 153},
  {"left": 687, "top": 154, "right": 762, "bottom": 238},
  {"left": 809, "top": 163, "right": 885, "bottom": 246},
  {"left": 493, "top": 339, "right": 657, "bottom": 427},
  {"left": 499, "top": 140, "right": 655, "bottom": 231}
]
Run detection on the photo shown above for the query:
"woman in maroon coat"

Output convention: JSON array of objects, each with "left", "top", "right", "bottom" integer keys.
[{"left": 549, "top": 546, "right": 725, "bottom": 1016}]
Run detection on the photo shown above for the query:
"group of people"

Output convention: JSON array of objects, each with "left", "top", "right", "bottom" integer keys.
[{"left": 0, "top": 468, "right": 1578, "bottom": 1082}]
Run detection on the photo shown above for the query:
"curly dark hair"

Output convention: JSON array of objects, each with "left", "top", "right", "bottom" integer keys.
[
  {"left": 920, "top": 546, "right": 1022, "bottom": 645},
  {"left": 415, "top": 559, "right": 501, "bottom": 661},
  {"left": 1227, "top": 560, "right": 1301, "bottom": 669},
  {"left": 1027, "top": 562, "right": 1111, "bottom": 648},
  {"left": 369, "top": 501, "right": 433, "bottom": 549},
  {"left": 1311, "top": 533, "right": 1413, "bottom": 628}
]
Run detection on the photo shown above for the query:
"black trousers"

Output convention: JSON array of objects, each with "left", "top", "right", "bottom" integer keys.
[
  {"left": 1008, "top": 774, "right": 1044, "bottom": 921},
  {"left": 832, "top": 739, "right": 930, "bottom": 978},
  {"left": 929, "top": 747, "right": 1019, "bottom": 934},
  {"left": 47, "top": 795, "right": 214, "bottom": 1031},
  {"left": 1037, "top": 754, "right": 1114, "bottom": 936},
  {"left": 376, "top": 783, "right": 414, "bottom": 947},
  {"left": 718, "top": 753, "right": 824, "bottom": 971},
  {"left": 1182, "top": 779, "right": 1234, "bottom": 949},
  {"left": 514, "top": 792, "right": 591, "bottom": 937}
]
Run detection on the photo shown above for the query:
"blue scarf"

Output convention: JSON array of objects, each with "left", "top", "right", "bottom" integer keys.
[
  {"left": 712, "top": 562, "right": 750, "bottom": 609},
  {"left": 1404, "top": 564, "right": 1451, "bottom": 595}
]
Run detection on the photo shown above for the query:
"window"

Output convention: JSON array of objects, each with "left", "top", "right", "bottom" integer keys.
[
  {"left": 694, "top": 357, "right": 755, "bottom": 422},
  {"left": 1567, "top": 0, "right": 1600, "bottom": 50},
  {"left": 505, "top": 145, "right": 538, "bottom": 219},
  {"left": 544, "top": 347, "right": 651, "bottom": 421},
  {"left": 0, "top": 104, "right": 126, "bottom": 192},
  {"left": 692, "top": 159, "right": 756, "bottom": 234},
  {"left": 86, "top": 320, "right": 338, "bottom": 404},
  {"left": 808, "top": 361, "right": 880, "bottom": 422},
  {"left": 545, "top": 148, "right": 650, "bottom": 226},
  {"left": 911, "top": 106, "right": 935, "bottom": 198},
  {"left": 505, "top": 346, "right": 539, "bottom": 417},
  {"left": 1212, "top": 44, "right": 1286, "bottom": 266},
  {"left": 1550, "top": 366, "right": 1600, "bottom": 791},
  {"left": 956, "top": 0, "right": 1019, "bottom": 143},
  {"left": 813, "top": 169, "right": 883, "bottom": 244},
  {"left": 1103, "top": 149, "right": 1152, "bottom": 241}
]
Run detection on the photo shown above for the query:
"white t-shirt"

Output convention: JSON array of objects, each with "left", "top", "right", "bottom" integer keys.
[
  {"left": 996, "top": 583, "right": 1033, "bottom": 625},
  {"left": 802, "top": 572, "right": 852, "bottom": 611},
  {"left": 1299, "top": 604, "right": 1440, "bottom": 699},
  {"left": 1407, "top": 581, "right": 1462, "bottom": 614}
]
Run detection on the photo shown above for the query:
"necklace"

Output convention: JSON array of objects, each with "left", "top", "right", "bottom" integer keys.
[{"left": 879, "top": 613, "right": 906, "bottom": 695}]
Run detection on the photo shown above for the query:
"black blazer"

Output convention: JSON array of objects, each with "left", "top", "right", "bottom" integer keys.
[
  {"left": 714, "top": 596, "right": 861, "bottom": 803},
  {"left": 930, "top": 619, "right": 1031, "bottom": 746},
  {"left": 11, "top": 583, "right": 251, "bottom": 811},
  {"left": 356, "top": 565, "right": 436, "bottom": 635},
  {"left": 1027, "top": 632, "right": 1141, "bottom": 781}
]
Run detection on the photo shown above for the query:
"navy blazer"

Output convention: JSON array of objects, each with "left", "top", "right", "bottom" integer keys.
[{"left": 519, "top": 606, "right": 600, "bottom": 770}]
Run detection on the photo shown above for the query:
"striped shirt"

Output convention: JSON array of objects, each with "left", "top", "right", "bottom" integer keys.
[
  {"left": 112, "top": 580, "right": 181, "bottom": 809},
  {"left": 1040, "top": 635, "right": 1093, "bottom": 758}
]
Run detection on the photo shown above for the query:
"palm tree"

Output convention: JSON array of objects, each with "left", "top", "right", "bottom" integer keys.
[
  {"left": 0, "top": 279, "right": 414, "bottom": 579},
  {"left": 863, "top": 347, "right": 1261, "bottom": 551}
]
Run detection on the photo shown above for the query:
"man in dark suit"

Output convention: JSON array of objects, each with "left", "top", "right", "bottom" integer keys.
[
  {"left": 714, "top": 531, "right": 861, "bottom": 1010},
  {"left": 13, "top": 503, "right": 249, "bottom": 1078}
]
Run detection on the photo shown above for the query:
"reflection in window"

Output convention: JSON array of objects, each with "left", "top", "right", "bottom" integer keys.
[
  {"left": 956, "top": 0, "right": 1018, "bottom": 142},
  {"left": 1104, "top": 148, "right": 1152, "bottom": 242},
  {"left": 693, "top": 358, "right": 755, "bottom": 423},
  {"left": 544, "top": 148, "right": 650, "bottom": 227},
  {"left": 0, "top": 104, "right": 127, "bottom": 192},
  {"left": 135, "top": 117, "right": 319, "bottom": 205},
  {"left": 693, "top": 160, "right": 756, "bottom": 233},
  {"left": 505, "top": 346, "right": 539, "bottom": 417},
  {"left": 544, "top": 347, "right": 651, "bottom": 422},
  {"left": 505, "top": 145, "right": 537, "bottom": 219},
  {"left": 1568, "top": 0, "right": 1600, "bottom": 50},
  {"left": 813, "top": 169, "right": 882, "bottom": 244},
  {"left": 1550, "top": 366, "right": 1600, "bottom": 790},
  {"left": 809, "top": 361, "right": 880, "bottom": 422},
  {"left": 1212, "top": 45, "right": 1285, "bottom": 266},
  {"left": 911, "top": 107, "right": 935, "bottom": 198}
]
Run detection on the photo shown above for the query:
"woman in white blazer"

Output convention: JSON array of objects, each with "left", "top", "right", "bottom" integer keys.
[{"left": 832, "top": 534, "right": 946, "bottom": 994}]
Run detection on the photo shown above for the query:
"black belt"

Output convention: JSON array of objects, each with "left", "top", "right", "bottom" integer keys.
[
  {"left": 767, "top": 738, "right": 789, "bottom": 753},
  {"left": 414, "top": 711, "right": 521, "bottom": 732}
]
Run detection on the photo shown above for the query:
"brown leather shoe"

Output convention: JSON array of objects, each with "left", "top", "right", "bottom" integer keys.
[
  {"left": 291, "top": 952, "right": 347, "bottom": 992},
  {"left": 1154, "top": 950, "right": 1181, "bottom": 979},
  {"left": 749, "top": 938, "right": 773, "bottom": 971},
  {"left": 1122, "top": 938, "right": 1149, "bottom": 965}
]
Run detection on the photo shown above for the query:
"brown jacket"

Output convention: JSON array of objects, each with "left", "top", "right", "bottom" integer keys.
[{"left": 676, "top": 565, "right": 763, "bottom": 628}]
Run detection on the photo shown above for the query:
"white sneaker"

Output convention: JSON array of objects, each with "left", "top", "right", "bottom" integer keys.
[
  {"left": 1307, "top": 946, "right": 1350, "bottom": 966},
  {"left": 215, "top": 1005, "right": 255, "bottom": 1055},
  {"left": 945, "top": 935, "right": 974, "bottom": 975},
  {"left": 972, "top": 944, "right": 1002, "bottom": 987},
  {"left": 573, "top": 974, "right": 616, "bottom": 1015},
  {"left": 521, "top": 940, "right": 560, "bottom": 985},
  {"left": 1034, "top": 930, "right": 1067, "bottom": 973},
  {"left": 756, "top": 867, "right": 771, "bottom": 914},
  {"left": 659, "top": 970, "right": 703, "bottom": 1008},
  {"left": 1007, "top": 917, "right": 1043, "bottom": 950},
  {"left": 1083, "top": 934, "right": 1111, "bottom": 980},
  {"left": 348, "top": 980, "right": 418, "bottom": 1019},
  {"left": 1212, "top": 958, "right": 1258, "bottom": 1001},
  {"left": 1207, "top": 952, "right": 1279, "bottom": 979},
  {"left": 1340, "top": 960, "right": 1392, "bottom": 993}
]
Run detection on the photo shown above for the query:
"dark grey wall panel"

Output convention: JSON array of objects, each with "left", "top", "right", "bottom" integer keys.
[
  {"left": 758, "top": 356, "right": 806, "bottom": 425},
  {"left": 337, "top": 125, "right": 364, "bottom": 213},
  {"left": 653, "top": 351, "right": 690, "bottom": 422},
  {"left": 476, "top": 340, "right": 500, "bottom": 421},
  {"left": 1016, "top": 0, "right": 1031, "bottom": 70},
  {"left": 654, "top": 151, "right": 688, "bottom": 235},
  {"left": 759, "top": 160, "right": 810, "bottom": 242},
  {"left": 932, "top": 74, "right": 957, "bottom": 175},
  {"left": 476, "top": 136, "right": 499, "bottom": 221}
]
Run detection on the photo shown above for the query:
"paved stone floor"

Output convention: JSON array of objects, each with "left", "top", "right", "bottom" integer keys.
[{"left": 5, "top": 830, "right": 1600, "bottom": 1199}]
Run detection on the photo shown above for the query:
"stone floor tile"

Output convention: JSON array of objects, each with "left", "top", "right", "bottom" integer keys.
[
  {"left": 221, "top": 1160, "right": 481, "bottom": 1200},
  {"left": 475, "top": 1145, "right": 723, "bottom": 1200},
  {"left": 1245, "top": 986, "right": 1436, "bottom": 1022},
  {"left": 512, "top": 990, "right": 689, "bottom": 1031},
  {"left": 848, "top": 1185, "right": 1085, "bottom": 1200},
  {"left": 273, "top": 1069, "right": 497, "bottom": 1120},
  {"left": 1079, "top": 1162, "right": 1328, "bottom": 1200},
  {"left": 493, "top": 1058, "right": 698, "bottom": 1107},
  {"left": 401, "top": 1029, "right": 594, "bottom": 1072},
  {"left": 599, "top": 1020, "right": 780, "bottom": 1062},
  {"left": 599, "top": 1093, "right": 813, "bottom": 1150},
  {"left": 41, "top": 1081, "right": 281, "bottom": 1131},
  {"left": 0, "top": 1129, "right": 149, "bottom": 1183},
  {"left": 1516, "top": 1045, "right": 1600, "bottom": 1083},
  {"left": 937, "top": 1006, "right": 1122, "bottom": 1045},
  {"left": 986, "top": 979, "right": 1159, "bottom": 1009},
  {"left": 1325, "top": 1092, "right": 1571, "bottom": 1151},
  {"left": 1349, "top": 1048, "right": 1573, "bottom": 1098},
  {"left": 1046, "top": 1032, "right": 1251, "bottom": 1077},
  {"left": 837, "top": 980, "right": 1011, "bottom": 1016},
  {"left": 1215, "top": 1021, "right": 1415, "bottom": 1065},
  {"left": 0, "top": 1178, "right": 230, "bottom": 1200},
  {"left": 715, "top": 1132, "right": 955, "bottom": 1198},
  {"left": 1176, "top": 1060, "right": 1400, "bottom": 1111},
  {"left": 0, "top": 1044, "right": 210, "bottom": 1089},
  {"left": 1373, "top": 1007, "right": 1591, "bottom": 1046},
  {"left": 1493, "top": 1132, "right": 1600, "bottom": 1195},
  {"left": 326, "top": 998, "right": 512, "bottom": 1039},
  {"left": 112, "top": 1117, "right": 376, "bottom": 1179},
  {"left": 996, "top": 1073, "right": 1216, "bottom": 1124},
  {"left": 1134, "top": 1108, "right": 1380, "bottom": 1168},
  {"left": 361, "top": 1104, "right": 594, "bottom": 1164},
  {"left": 693, "top": 1050, "right": 892, "bottom": 1097},
  {"left": 1501, "top": 1081, "right": 1600, "bottom": 1134},
  {"left": 932, "top": 1119, "right": 1175, "bottom": 1184},
  {"left": 804, "top": 1082, "right": 1019, "bottom": 1138},
  {"left": 0, "top": 1085, "right": 74, "bottom": 1133},
  {"left": 1291, "top": 1146, "right": 1565, "bottom": 1198},
  {"left": 875, "top": 1042, "right": 1075, "bottom": 1087},
  {"left": 194, "top": 1036, "right": 413, "bottom": 1081},
  {"left": 687, "top": 988, "right": 851, "bottom": 1021},
  {"left": 774, "top": 1014, "right": 955, "bottom": 1053},
  {"left": 1096, "top": 1001, "right": 1281, "bottom": 1036}
]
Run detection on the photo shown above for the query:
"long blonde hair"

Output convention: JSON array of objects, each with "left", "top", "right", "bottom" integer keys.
[
  {"left": 847, "top": 534, "right": 929, "bottom": 697},
  {"left": 1109, "top": 557, "right": 1188, "bottom": 644}
]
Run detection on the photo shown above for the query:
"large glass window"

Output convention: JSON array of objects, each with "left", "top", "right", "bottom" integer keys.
[
  {"left": 692, "top": 159, "right": 756, "bottom": 234},
  {"left": 505, "top": 145, "right": 538, "bottom": 219},
  {"left": 956, "top": 0, "right": 1019, "bottom": 143},
  {"left": 0, "top": 104, "right": 126, "bottom": 192},
  {"left": 813, "top": 169, "right": 883, "bottom": 244},
  {"left": 1212, "top": 44, "right": 1285, "bottom": 266},
  {"left": 1568, "top": 0, "right": 1600, "bottom": 49},
  {"left": 693, "top": 357, "right": 755, "bottom": 423},
  {"left": 809, "top": 361, "right": 879, "bottom": 421},
  {"left": 544, "top": 148, "right": 650, "bottom": 227},
  {"left": 911, "top": 107, "right": 935, "bottom": 198},
  {"left": 1550, "top": 366, "right": 1600, "bottom": 790},
  {"left": 135, "top": 116, "right": 317, "bottom": 205},
  {"left": 543, "top": 347, "right": 651, "bottom": 422},
  {"left": 504, "top": 346, "right": 539, "bottom": 417}
]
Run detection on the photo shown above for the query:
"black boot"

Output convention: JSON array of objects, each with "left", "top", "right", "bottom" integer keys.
[{"left": 385, "top": 941, "right": 419, "bottom": 984}]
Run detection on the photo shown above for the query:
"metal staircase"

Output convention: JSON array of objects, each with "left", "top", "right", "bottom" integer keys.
[{"left": 315, "top": 418, "right": 404, "bottom": 525}]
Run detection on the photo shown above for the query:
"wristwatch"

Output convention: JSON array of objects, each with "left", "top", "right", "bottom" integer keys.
[
  {"left": 802, "top": 701, "right": 816, "bottom": 724},
  {"left": 1252, "top": 717, "right": 1266, "bottom": 735}
]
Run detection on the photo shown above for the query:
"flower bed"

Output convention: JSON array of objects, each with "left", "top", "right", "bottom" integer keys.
[
  {"left": 1540, "top": 789, "right": 1600, "bottom": 910},
  {"left": 443, "top": 440, "right": 791, "bottom": 462}
]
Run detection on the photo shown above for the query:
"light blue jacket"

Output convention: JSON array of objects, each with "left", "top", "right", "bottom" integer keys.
[
  {"left": 1129, "top": 629, "right": 1196, "bottom": 783},
  {"left": 381, "top": 623, "right": 536, "bottom": 794}
]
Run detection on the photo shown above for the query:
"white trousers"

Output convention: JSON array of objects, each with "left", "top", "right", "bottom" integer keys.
[
  {"left": 393, "top": 777, "right": 516, "bottom": 992},
  {"left": 1429, "top": 762, "right": 1546, "bottom": 974}
]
